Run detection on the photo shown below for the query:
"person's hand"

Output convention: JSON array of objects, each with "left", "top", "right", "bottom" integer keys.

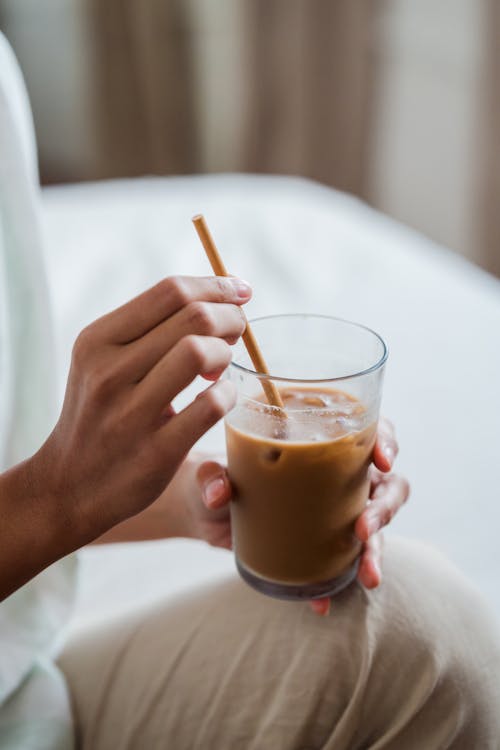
[
  {"left": 30, "top": 275, "right": 252, "bottom": 547},
  {"left": 310, "top": 417, "right": 410, "bottom": 615},
  {"left": 128, "top": 451, "right": 234, "bottom": 549},
  {"left": 193, "top": 417, "right": 410, "bottom": 614}
]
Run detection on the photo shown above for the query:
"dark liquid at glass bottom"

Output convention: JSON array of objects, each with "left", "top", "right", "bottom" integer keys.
[{"left": 236, "top": 556, "right": 359, "bottom": 601}]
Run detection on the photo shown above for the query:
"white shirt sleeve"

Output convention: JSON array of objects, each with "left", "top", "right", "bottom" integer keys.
[{"left": 0, "top": 31, "right": 76, "bottom": 748}]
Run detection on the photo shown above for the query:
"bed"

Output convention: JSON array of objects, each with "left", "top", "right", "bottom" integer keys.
[{"left": 40, "top": 173, "right": 500, "bottom": 628}]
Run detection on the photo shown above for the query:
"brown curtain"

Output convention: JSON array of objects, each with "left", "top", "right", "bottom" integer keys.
[
  {"left": 88, "top": 0, "right": 374, "bottom": 194},
  {"left": 88, "top": 0, "right": 199, "bottom": 178},
  {"left": 479, "top": 0, "right": 500, "bottom": 277},
  {"left": 243, "top": 0, "right": 375, "bottom": 195}
]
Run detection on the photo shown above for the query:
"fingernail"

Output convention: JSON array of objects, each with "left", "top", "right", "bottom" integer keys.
[
  {"left": 383, "top": 444, "right": 395, "bottom": 466},
  {"left": 229, "top": 278, "right": 252, "bottom": 300},
  {"left": 321, "top": 599, "right": 331, "bottom": 617},
  {"left": 311, "top": 598, "right": 331, "bottom": 616},
  {"left": 203, "top": 476, "right": 226, "bottom": 507}
]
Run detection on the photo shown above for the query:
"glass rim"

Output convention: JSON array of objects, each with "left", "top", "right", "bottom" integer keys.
[{"left": 230, "top": 313, "right": 388, "bottom": 384}]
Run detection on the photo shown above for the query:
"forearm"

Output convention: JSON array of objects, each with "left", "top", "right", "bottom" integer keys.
[
  {"left": 0, "top": 448, "right": 197, "bottom": 598},
  {"left": 90, "top": 502, "right": 189, "bottom": 544},
  {"left": 0, "top": 458, "right": 81, "bottom": 601}
]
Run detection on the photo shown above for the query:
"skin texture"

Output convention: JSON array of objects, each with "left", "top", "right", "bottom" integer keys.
[
  {"left": 0, "top": 275, "right": 251, "bottom": 601},
  {"left": 0, "top": 274, "right": 409, "bottom": 611},
  {"left": 97, "top": 419, "right": 409, "bottom": 616},
  {"left": 193, "top": 416, "right": 409, "bottom": 615}
]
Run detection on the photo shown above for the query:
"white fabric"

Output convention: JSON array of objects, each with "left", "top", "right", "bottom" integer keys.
[
  {"left": 38, "top": 174, "right": 500, "bottom": 629},
  {"left": 0, "top": 33, "right": 54, "bottom": 468},
  {"left": 1, "top": 21, "right": 498, "bottom": 744},
  {"left": 0, "top": 32, "right": 75, "bottom": 749}
]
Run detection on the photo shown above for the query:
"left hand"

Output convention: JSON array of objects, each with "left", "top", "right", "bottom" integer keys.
[{"left": 189, "top": 417, "right": 410, "bottom": 614}]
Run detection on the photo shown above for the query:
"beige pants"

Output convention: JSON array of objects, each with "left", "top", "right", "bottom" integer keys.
[{"left": 58, "top": 538, "right": 500, "bottom": 749}]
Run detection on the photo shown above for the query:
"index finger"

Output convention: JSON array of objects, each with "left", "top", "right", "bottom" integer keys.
[{"left": 91, "top": 275, "right": 252, "bottom": 344}]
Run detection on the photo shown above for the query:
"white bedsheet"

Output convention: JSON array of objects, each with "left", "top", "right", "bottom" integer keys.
[{"left": 40, "top": 174, "right": 500, "bottom": 626}]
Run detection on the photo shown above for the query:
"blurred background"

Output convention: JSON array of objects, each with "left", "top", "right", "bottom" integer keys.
[{"left": 0, "top": 0, "right": 498, "bottom": 277}]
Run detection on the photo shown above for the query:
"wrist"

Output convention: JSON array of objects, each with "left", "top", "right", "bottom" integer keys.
[
  {"left": 0, "top": 455, "right": 81, "bottom": 599},
  {"left": 32, "top": 433, "right": 130, "bottom": 549},
  {"left": 25, "top": 450, "right": 85, "bottom": 553}
]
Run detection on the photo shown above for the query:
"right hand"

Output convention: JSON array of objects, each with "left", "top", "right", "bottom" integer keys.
[
  {"left": 31, "top": 275, "right": 252, "bottom": 544},
  {"left": 195, "top": 420, "right": 409, "bottom": 616}
]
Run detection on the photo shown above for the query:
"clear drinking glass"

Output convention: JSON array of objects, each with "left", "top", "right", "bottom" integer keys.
[{"left": 224, "top": 314, "right": 387, "bottom": 600}]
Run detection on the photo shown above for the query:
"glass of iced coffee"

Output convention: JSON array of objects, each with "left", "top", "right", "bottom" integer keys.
[{"left": 225, "top": 314, "right": 387, "bottom": 600}]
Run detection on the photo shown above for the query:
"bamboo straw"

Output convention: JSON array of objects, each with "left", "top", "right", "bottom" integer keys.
[{"left": 192, "top": 214, "right": 285, "bottom": 411}]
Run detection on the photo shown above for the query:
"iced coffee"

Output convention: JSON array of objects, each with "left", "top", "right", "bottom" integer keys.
[{"left": 225, "top": 314, "right": 387, "bottom": 600}]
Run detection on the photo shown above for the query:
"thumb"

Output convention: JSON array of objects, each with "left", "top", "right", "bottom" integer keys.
[{"left": 196, "top": 461, "right": 232, "bottom": 509}]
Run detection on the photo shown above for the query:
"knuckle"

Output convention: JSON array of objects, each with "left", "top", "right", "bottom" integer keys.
[
  {"left": 86, "top": 359, "right": 121, "bottom": 401},
  {"left": 132, "top": 436, "right": 171, "bottom": 488},
  {"left": 181, "top": 334, "right": 207, "bottom": 370},
  {"left": 72, "top": 326, "right": 94, "bottom": 367},
  {"left": 371, "top": 466, "right": 384, "bottom": 484},
  {"left": 211, "top": 340, "right": 232, "bottom": 373},
  {"left": 398, "top": 475, "right": 411, "bottom": 502},
  {"left": 186, "top": 301, "right": 215, "bottom": 335},
  {"left": 161, "top": 275, "right": 190, "bottom": 308},
  {"left": 213, "top": 275, "right": 229, "bottom": 299},
  {"left": 202, "top": 387, "right": 229, "bottom": 422},
  {"left": 234, "top": 304, "right": 247, "bottom": 333},
  {"left": 380, "top": 505, "right": 393, "bottom": 527},
  {"left": 221, "top": 340, "right": 233, "bottom": 366}
]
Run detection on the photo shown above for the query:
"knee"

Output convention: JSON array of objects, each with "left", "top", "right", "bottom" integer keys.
[{"left": 350, "top": 536, "right": 500, "bottom": 747}]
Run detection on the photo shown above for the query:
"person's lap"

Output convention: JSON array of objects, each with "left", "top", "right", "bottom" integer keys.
[{"left": 58, "top": 537, "right": 500, "bottom": 750}]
